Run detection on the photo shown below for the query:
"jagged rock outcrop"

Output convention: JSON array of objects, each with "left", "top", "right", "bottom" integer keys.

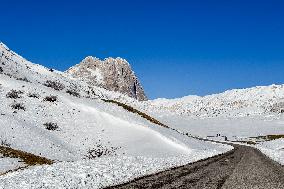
[{"left": 66, "top": 56, "right": 147, "bottom": 101}]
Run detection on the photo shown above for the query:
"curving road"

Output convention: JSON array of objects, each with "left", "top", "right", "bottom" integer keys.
[{"left": 106, "top": 145, "right": 284, "bottom": 189}]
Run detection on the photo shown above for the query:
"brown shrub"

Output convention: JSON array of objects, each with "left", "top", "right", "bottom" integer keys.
[
  {"left": 11, "top": 102, "right": 25, "bottom": 111},
  {"left": 0, "top": 146, "right": 53, "bottom": 166},
  {"left": 102, "top": 99, "right": 169, "bottom": 128},
  {"left": 6, "top": 90, "right": 24, "bottom": 99},
  {"left": 43, "top": 80, "right": 65, "bottom": 91},
  {"left": 43, "top": 95, "right": 57, "bottom": 102},
  {"left": 44, "top": 122, "right": 58, "bottom": 131}
]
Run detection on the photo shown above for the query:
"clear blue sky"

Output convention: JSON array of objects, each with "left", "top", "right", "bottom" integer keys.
[{"left": 1, "top": 0, "right": 284, "bottom": 99}]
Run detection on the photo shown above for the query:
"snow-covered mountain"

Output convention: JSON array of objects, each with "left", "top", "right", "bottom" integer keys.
[
  {"left": 66, "top": 56, "right": 147, "bottom": 101},
  {"left": 0, "top": 42, "right": 231, "bottom": 188}
]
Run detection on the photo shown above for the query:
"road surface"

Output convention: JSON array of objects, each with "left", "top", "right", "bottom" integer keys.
[{"left": 106, "top": 145, "right": 284, "bottom": 189}]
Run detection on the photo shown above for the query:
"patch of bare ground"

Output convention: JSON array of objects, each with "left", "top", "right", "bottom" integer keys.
[
  {"left": 0, "top": 145, "right": 53, "bottom": 176},
  {"left": 0, "top": 145, "right": 53, "bottom": 165},
  {"left": 250, "top": 134, "right": 284, "bottom": 141},
  {"left": 102, "top": 99, "right": 169, "bottom": 128}
]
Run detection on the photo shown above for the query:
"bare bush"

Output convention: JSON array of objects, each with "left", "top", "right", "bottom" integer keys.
[
  {"left": 44, "top": 122, "right": 58, "bottom": 131},
  {"left": 28, "top": 93, "right": 40, "bottom": 98},
  {"left": 0, "top": 66, "right": 3, "bottom": 73},
  {"left": 43, "top": 95, "right": 57, "bottom": 102},
  {"left": 16, "top": 77, "right": 30, "bottom": 82},
  {"left": 11, "top": 102, "right": 25, "bottom": 111},
  {"left": 6, "top": 90, "right": 24, "bottom": 99},
  {"left": 85, "top": 143, "right": 120, "bottom": 159},
  {"left": 43, "top": 80, "right": 65, "bottom": 91},
  {"left": 0, "top": 139, "right": 11, "bottom": 147},
  {"left": 66, "top": 89, "right": 80, "bottom": 97},
  {"left": 271, "top": 102, "right": 284, "bottom": 114}
]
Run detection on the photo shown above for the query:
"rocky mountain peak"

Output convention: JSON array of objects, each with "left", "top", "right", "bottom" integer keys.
[{"left": 66, "top": 56, "right": 147, "bottom": 101}]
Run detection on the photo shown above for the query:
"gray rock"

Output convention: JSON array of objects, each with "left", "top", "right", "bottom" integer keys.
[{"left": 66, "top": 56, "right": 147, "bottom": 101}]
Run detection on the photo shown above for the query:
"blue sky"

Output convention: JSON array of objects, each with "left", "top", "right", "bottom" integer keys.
[{"left": 1, "top": 0, "right": 284, "bottom": 99}]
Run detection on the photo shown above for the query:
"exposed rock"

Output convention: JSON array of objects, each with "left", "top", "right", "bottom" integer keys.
[{"left": 66, "top": 56, "right": 147, "bottom": 101}]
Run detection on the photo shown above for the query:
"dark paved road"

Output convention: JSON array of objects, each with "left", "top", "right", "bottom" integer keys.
[{"left": 106, "top": 145, "right": 284, "bottom": 189}]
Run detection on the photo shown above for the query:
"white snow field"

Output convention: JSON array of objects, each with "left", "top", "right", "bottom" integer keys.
[
  {"left": 0, "top": 157, "right": 25, "bottom": 175},
  {"left": 1, "top": 153, "right": 232, "bottom": 189},
  {"left": 129, "top": 86, "right": 284, "bottom": 165},
  {"left": 0, "top": 42, "right": 232, "bottom": 188},
  {"left": 146, "top": 115, "right": 284, "bottom": 141},
  {"left": 256, "top": 138, "right": 284, "bottom": 165}
]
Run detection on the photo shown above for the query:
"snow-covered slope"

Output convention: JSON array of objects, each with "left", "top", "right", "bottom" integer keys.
[
  {"left": 0, "top": 74, "right": 194, "bottom": 161},
  {"left": 0, "top": 42, "right": 232, "bottom": 187}
]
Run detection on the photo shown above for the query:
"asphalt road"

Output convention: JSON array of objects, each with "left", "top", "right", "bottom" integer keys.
[{"left": 106, "top": 145, "right": 284, "bottom": 189}]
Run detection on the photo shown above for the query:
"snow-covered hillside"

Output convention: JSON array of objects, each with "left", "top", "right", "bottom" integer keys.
[
  {"left": 0, "top": 42, "right": 232, "bottom": 188},
  {"left": 137, "top": 85, "right": 284, "bottom": 118}
]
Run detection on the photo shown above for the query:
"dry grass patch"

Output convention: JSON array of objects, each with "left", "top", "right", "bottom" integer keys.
[
  {"left": 250, "top": 134, "right": 284, "bottom": 141},
  {"left": 229, "top": 140, "right": 257, "bottom": 145},
  {"left": 0, "top": 145, "right": 53, "bottom": 166},
  {"left": 102, "top": 99, "right": 169, "bottom": 128}
]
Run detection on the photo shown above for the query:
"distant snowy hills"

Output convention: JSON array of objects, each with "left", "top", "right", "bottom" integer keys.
[
  {"left": 66, "top": 56, "right": 147, "bottom": 101},
  {"left": 134, "top": 84, "right": 284, "bottom": 118}
]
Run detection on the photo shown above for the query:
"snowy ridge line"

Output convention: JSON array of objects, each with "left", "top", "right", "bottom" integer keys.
[
  {"left": 103, "top": 98, "right": 234, "bottom": 151},
  {"left": 102, "top": 99, "right": 169, "bottom": 128},
  {"left": 102, "top": 99, "right": 196, "bottom": 138},
  {"left": 0, "top": 42, "right": 9, "bottom": 51}
]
